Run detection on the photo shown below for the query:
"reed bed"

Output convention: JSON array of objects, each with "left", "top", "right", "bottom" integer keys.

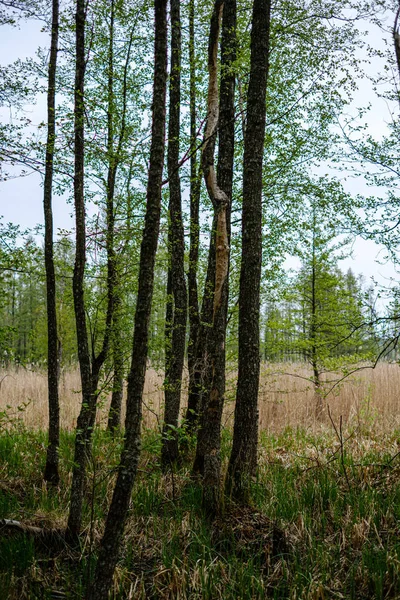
[{"left": 1, "top": 361, "right": 400, "bottom": 434}]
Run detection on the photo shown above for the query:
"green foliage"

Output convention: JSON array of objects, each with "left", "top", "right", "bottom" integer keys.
[{"left": 262, "top": 185, "right": 381, "bottom": 403}]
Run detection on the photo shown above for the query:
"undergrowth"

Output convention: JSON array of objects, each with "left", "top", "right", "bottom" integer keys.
[{"left": 1, "top": 423, "right": 400, "bottom": 598}]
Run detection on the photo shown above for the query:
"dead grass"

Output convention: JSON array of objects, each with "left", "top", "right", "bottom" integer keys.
[
  {"left": 256, "top": 362, "right": 400, "bottom": 434},
  {"left": 0, "top": 366, "right": 164, "bottom": 432},
  {"left": 1, "top": 361, "right": 400, "bottom": 434}
]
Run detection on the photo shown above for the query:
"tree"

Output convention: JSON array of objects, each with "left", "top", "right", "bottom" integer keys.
[
  {"left": 87, "top": 0, "right": 168, "bottom": 596},
  {"left": 161, "top": 0, "right": 187, "bottom": 468},
  {"left": 191, "top": 0, "right": 236, "bottom": 516},
  {"left": 185, "top": 0, "right": 202, "bottom": 433},
  {"left": 42, "top": 0, "right": 60, "bottom": 486},
  {"left": 226, "top": 0, "right": 271, "bottom": 501}
]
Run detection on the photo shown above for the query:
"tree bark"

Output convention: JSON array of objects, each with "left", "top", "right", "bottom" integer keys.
[
  {"left": 67, "top": 0, "right": 116, "bottom": 542},
  {"left": 310, "top": 209, "right": 323, "bottom": 418},
  {"left": 192, "top": 0, "right": 224, "bottom": 478},
  {"left": 161, "top": 0, "right": 187, "bottom": 468},
  {"left": 43, "top": 0, "right": 60, "bottom": 486},
  {"left": 193, "top": 0, "right": 236, "bottom": 518},
  {"left": 185, "top": 0, "right": 202, "bottom": 434},
  {"left": 106, "top": 25, "right": 134, "bottom": 434},
  {"left": 66, "top": 0, "right": 92, "bottom": 543},
  {"left": 87, "top": 1, "right": 168, "bottom": 597},
  {"left": 107, "top": 293, "right": 124, "bottom": 434},
  {"left": 226, "top": 0, "right": 271, "bottom": 502}
]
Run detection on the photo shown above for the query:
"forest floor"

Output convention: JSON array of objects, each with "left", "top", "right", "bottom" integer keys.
[{"left": 1, "top": 420, "right": 400, "bottom": 599}]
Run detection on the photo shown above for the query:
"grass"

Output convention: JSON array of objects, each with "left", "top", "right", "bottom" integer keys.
[
  {"left": 2, "top": 363, "right": 400, "bottom": 598},
  {"left": 1, "top": 415, "right": 400, "bottom": 599}
]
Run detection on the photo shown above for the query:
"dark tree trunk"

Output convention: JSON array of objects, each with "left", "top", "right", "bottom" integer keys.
[
  {"left": 106, "top": 26, "right": 134, "bottom": 434},
  {"left": 185, "top": 0, "right": 202, "bottom": 433},
  {"left": 87, "top": 2, "right": 168, "bottom": 597},
  {"left": 43, "top": 0, "right": 60, "bottom": 486},
  {"left": 67, "top": 0, "right": 116, "bottom": 542},
  {"left": 66, "top": 0, "right": 92, "bottom": 543},
  {"left": 193, "top": 0, "right": 236, "bottom": 518},
  {"left": 226, "top": 0, "right": 271, "bottom": 502},
  {"left": 161, "top": 0, "right": 187, "bottom": 468}
]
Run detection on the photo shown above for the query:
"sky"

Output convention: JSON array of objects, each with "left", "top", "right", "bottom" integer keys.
[
  {"left": 0, "top": 18, "right": 75, "bottom": 232},
  {"left": 0, "top": 9, "right": 399, "bottom": 292}
]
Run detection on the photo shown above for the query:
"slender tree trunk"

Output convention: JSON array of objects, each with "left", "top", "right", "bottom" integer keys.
[
  {"left": 87, "top": 2, "right": 168, "bottom": 597},
  {"left": 185, "top": 0, "right": 202, "bottom": 433},
  {"left": 193, "top": 0, "right": 236, "bottom": 518},
  {"left": 226, "top": 0, "right": 271, "bottom": 502},
  {"left": 161, "top": 0, "right": 187, "bottom": 468},
  {"left": 43, "top": 0, "right": 60, "bottom": 486},
  {"left": 310, "top": 212, "right": 322, "bottom": 418},
  {"left": 66, "top": 0, "right": 92, "bottom": 543},
  {"left": 106, "top": 27, "right": 134, "bottom": 434},
  {"left": 67, "top": 0, "right": 115, "bottom": 542}
]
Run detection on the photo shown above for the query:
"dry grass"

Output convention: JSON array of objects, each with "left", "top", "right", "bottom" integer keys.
[
  {"left": 256, "top": 362, "right": 400, "bottom": 433},
  {"left": 1, "top": 361, "right": 400, "bottom": 434},
  {"left": 0, "top": 366, "right": 165, "bottom": 432}
]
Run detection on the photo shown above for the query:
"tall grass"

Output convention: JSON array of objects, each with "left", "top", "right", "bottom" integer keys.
[{"left": 1, "top": 361, "right": 400, "bottom": 434}]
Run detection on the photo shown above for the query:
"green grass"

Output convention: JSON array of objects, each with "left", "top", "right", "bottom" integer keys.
[{"left": 1, "top": 424, "right": 400, "bottom": 598}]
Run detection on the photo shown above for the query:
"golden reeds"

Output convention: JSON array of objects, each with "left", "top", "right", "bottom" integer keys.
[{"left": 1, "top": 362, "right": 400, "bottom": 433}]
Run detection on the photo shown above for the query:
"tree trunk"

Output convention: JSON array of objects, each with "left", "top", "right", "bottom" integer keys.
[
  {"left": 226, "top": 0, "right": 271, "bottom": 502},
  {"left": 161, "top": 0, "right": 187, "bottom": 468},
  {"left": 310, "top": 209, "right": 323, "bottom": 418},
  {"left": 185, "top": 0, "right": 202, "bottom": 433},
  {"left": 106, "top": 25, "right": 134, "bottom": 434},
  {"left": 192, "top": 0, "right": 224, "bottom": 478},
  {"left": 43, "top": 0, "right": 60, "bottom": 486},
  {"left": 66, "top": 0, "right": 92, "bottom": 543},
  {"left": 87, "top": 2, "right": 168, "bottom": 597},
  {"left": 193, "top": 0, "right": 236, "bottom": 518},
  {"left": 67, "top": 0, "right": 116, "bottom": 542},
  {"left": 107, "top": 294, "right": 124, "bottom": 434}
]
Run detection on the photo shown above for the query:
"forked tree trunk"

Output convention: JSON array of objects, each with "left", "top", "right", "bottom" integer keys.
[
  {"left": 192, "top": 0, "right": 224, "bottom": 479},
  {"left": 87, "top": 2, "right": 168, "bottom": 597},
  {"left": 161, "top": 0, "right": 187, "bottom": 468},
  {"left": 193, "top": 0, "right": 236, "bottom": 518},
  {"left": 43, "top": 0, "right": 60, "bottom": 486},
  {"left": 226, "top": 0, "right": 271, "bottom": 502}
]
